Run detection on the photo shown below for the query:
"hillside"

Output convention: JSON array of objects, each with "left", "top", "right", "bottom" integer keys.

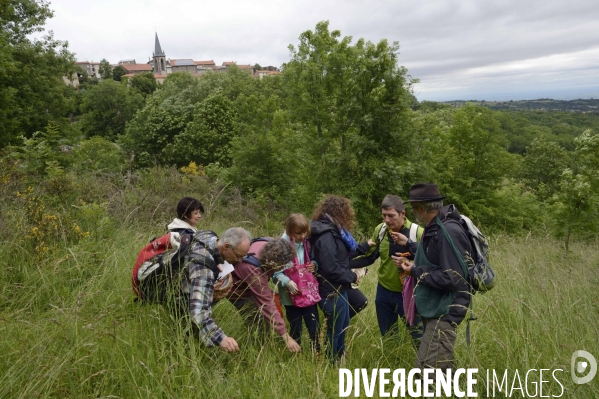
[{"left": 443, "top": 98, "right": 599, "bottom": 112}]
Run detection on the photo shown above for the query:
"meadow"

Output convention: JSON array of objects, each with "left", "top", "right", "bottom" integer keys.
[{"left": 0, "top": 171, "right": 597, "bottom": 398}]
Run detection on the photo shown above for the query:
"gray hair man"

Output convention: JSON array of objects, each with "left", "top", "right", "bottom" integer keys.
[
  {"left": 179, "top": 227, "right": 252, "bottom": 352},
  {"left": 399, "top": 183, "right": 472, "bottom": 371}
]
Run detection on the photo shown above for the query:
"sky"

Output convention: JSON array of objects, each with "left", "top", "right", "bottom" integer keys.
[{"left": 40, "top": 0, "right": 599, "bottom": 102}]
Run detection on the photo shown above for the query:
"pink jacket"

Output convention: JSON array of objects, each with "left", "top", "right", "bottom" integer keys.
[{"left": 228, "top": 240, "right": 287, "bottom": 336}]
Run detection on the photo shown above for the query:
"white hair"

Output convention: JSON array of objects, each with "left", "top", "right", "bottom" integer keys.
[
  {"left": 413, "top": 200, "right": 443, "bottom": 212},
  {"left": 220, "top": 227, "right": 252, "bottom": 248}
]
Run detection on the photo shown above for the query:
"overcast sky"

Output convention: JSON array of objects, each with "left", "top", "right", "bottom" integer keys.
[{"left": 41, "top": 0, "right": 599, "bottom": 101}]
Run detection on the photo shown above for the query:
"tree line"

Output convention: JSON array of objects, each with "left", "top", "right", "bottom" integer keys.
[{"left": 2, "top": 3, "right": 598, "bottom": 248}]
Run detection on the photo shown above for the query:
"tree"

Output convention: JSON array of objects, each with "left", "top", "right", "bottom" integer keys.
[
  {"left": 163, "top": 93, "right": 238, "bottom": 167},
  {"left": 130, "top": 72, "right": 157, "bottom": 96},
  {"left": 120, "top": 70, "right": 263, "bottom": 168},
  {"left": 550, "top": 130, "right": 599, "bottom": 250},
  {"left": 112, "top": 65, "right": 127, "bottom": 81},
  {"left": 283, "top": 21, "right": 416, "bottom": 226},
  {"left": 80, "top": 80, "right": 144, "bottom": 140},
  {"left": 0, "top": 0, "right": 77, "bottom": 147},
  {"left": 120, "top": 74, "right": 205, "bottom": 167},
  {"left": 98, "top": 58, "right": 112, "bottom": 80},
  {"left": 522, "top": 137, "right": 569, "bottom": 198},
  {"left": 227, "top": 109, "right": 300, "bottom": 205},
  {"left": 439, "top": 105, "right": 516, "bottom": 223}
]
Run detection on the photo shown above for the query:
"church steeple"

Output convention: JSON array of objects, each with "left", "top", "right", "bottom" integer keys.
[
  {"left": 154, "top": 32, "right": 165, "bottom": 57},
  {"left": 153, "top": 32, "right": 166, "bottom": 75}
]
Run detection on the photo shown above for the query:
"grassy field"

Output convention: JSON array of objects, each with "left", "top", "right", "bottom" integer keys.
[{"left": 1, "top": 214, "right": 598, "bottom": 399}]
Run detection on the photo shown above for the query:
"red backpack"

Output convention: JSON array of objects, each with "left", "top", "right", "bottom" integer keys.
[{"left": 131, "top": 228, "right": 195, "bottom": 302}]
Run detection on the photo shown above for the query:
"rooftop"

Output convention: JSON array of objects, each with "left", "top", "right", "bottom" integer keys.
[
  {"left": 170, "top": 59, "right": 195, "bottom": 66},
  {"left": 122, "top": 64, "right": 152, "bottom": 72}
]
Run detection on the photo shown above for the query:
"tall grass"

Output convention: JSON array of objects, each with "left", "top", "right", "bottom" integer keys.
[
  {"left": 1, "top": 227, "right": 598, "bottom": 398},
  {"left": 0, "top": 168, "right": 597, "bottom": 398}
]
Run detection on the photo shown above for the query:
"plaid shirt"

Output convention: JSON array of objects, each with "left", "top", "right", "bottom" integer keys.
[{"left": 180, "top": 232, "right": 226, "bottom": 347}]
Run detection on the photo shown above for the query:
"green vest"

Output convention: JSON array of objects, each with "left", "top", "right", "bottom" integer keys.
[{"left": 413, "top": 224, "right": 456, "bottom": 319}]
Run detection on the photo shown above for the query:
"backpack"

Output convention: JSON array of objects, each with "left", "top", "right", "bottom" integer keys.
[
  {"left": 132, "top": 229, "right": 217, "bottom": 303},
  {"left": 242, "top": 237, "right": 273, "bottom": 268},
  {"left": 458, "top": 215, "right": 495, "bottom": 293},
  {"left": 438, "top": 215, "right": 496, "bottom": 294}
]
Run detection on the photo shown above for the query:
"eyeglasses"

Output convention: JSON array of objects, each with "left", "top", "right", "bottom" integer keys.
[{"left": 230, "top": 246, "right": 245, "bottom": 262}]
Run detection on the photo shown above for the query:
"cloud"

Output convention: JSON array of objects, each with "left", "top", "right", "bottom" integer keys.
[{"left": 40, "top": 0, "right": 599, "bottom": 100}]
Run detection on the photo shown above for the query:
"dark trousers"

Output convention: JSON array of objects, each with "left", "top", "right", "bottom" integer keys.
[
  {"left": 415, "top": 318, "right": 457, "bottom": 371},
  {"left": 346, "top": 288, "right": 368, "bottom": 318},
  {"left": 375, "top": 283, "right": 423, "bottom": 346},
  {"left": 318, "top": 291, "right": 350, "bottom": 360},
  {"left": 284, "top": 304, "right": 320, "bottom": 351}
]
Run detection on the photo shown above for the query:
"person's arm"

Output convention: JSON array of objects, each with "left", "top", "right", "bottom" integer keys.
[
  {"left": 188, "top": 262, "right": 228, "bottom": 347},
  {"left": 313, "top": 234, "right": 357, "bottom": 285},
  {"left": 349, "top": 241, "right": 374, "bottom": 258},
  {"left": 350, "top": 223, "right": 384, "bottom": 268},
  {"left": 272, "top": 268, "right": 291, "bottom": 288},
  {"left": 350, "top": 246, "right": 380, "bottom": 268},
  {"left": 237, "top": 264, "right": 289, "bottom": 336}
]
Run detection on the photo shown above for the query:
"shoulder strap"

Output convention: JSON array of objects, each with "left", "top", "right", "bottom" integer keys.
[
  {"left": 436, "top": 216, "right": 469, "bottom": 278},
  {"left": 250, "top": 237, "right": 272, "bottom": 245},
  {"left": 303, "top": 240, "right": 311, "bottom": 263},
  {"left": 243, "top": 255, "right": 262, "bottom": 268},
  {"left": 377, "top": 223, "right": 388, "bottom": 245},
  {"left": 408, "top": 223, "right": 418, "bottom": 242},
  {"left": 188, "top": 231, "right": 220, "bottom": 280}
]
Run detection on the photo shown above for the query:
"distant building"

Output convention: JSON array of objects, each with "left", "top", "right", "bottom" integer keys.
[
  {"left": 221, "top": 61, "right": 254, "bottom": 74},
  {"left": 170, "top": 59, "right": 198, "bottom": 74},
  {"left": 75, "top": 61, "right": 101, "bottom": 79},
  {"left": 152, "top": 33, "right": 167, "bottom": 76},
  {"left": 122, "top": 73, "right": 168, "bottom": 84},
  {"left": 122, "top": 63, "right": 153, "bottom": 75},
  {"left": 63, "top": 73, "right": 79, "bottom": 87},
  {"left": 195, "top": 60, "right": 215, "bottom": 66},
  {"left": 70, "top": 33, "right": 281, "bottom": 86},
  {"left": 254, "top": 70, "right": 281, "bottom": 79}
]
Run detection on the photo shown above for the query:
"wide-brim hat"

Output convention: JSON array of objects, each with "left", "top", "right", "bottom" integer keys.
[{"left": 407, "top": 182, "right": 447, "bottom": 202}]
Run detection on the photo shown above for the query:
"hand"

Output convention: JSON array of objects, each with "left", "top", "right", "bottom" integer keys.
[
  {"left": 305, "top": 262, "right": 315, "bottom": 273},
  {"left": 400, "top": 259, "right": 414, "bottom": 273},
  {"left": 389, "top": 231, "right": 408, "bottom": 246},
  {"left": 283, "top": 333, "right": 302, "bottom": 353},
  {"left": 287, "top": 280, "right": 300, "bottom": 295},
  {"left": 353, "top": 267, "right": 367, "bottom": 284},
  {"left": 367, "top": 239, "right": 376, "bottom": 247},
  {"left": 219, "top": 337, "right": 239, "bottom": 352},
  {"left": 391, "top": 255, "right": 408, "bottom": 268}
]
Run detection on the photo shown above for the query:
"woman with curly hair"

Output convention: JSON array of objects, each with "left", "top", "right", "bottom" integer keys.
[{"left": 309, "top": 195, "right": 368, "bottom": 361}]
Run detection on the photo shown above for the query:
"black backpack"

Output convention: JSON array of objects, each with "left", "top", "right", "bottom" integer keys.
[{"left": 135, "top": 230, "right": 220, "bottom": 303}]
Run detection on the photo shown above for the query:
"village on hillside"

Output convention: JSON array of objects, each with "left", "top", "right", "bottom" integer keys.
[{"left": 66, "top": 33, "right": 280, "bottom": 86}]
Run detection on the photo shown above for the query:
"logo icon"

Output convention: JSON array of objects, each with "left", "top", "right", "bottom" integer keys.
[{"left": 571, "top": 350, "right": 597, "bottom": 384}]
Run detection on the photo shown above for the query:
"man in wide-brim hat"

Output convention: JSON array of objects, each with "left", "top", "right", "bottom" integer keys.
[{"left": 398, "top": 183, "right": 472, "bottom": 372}]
